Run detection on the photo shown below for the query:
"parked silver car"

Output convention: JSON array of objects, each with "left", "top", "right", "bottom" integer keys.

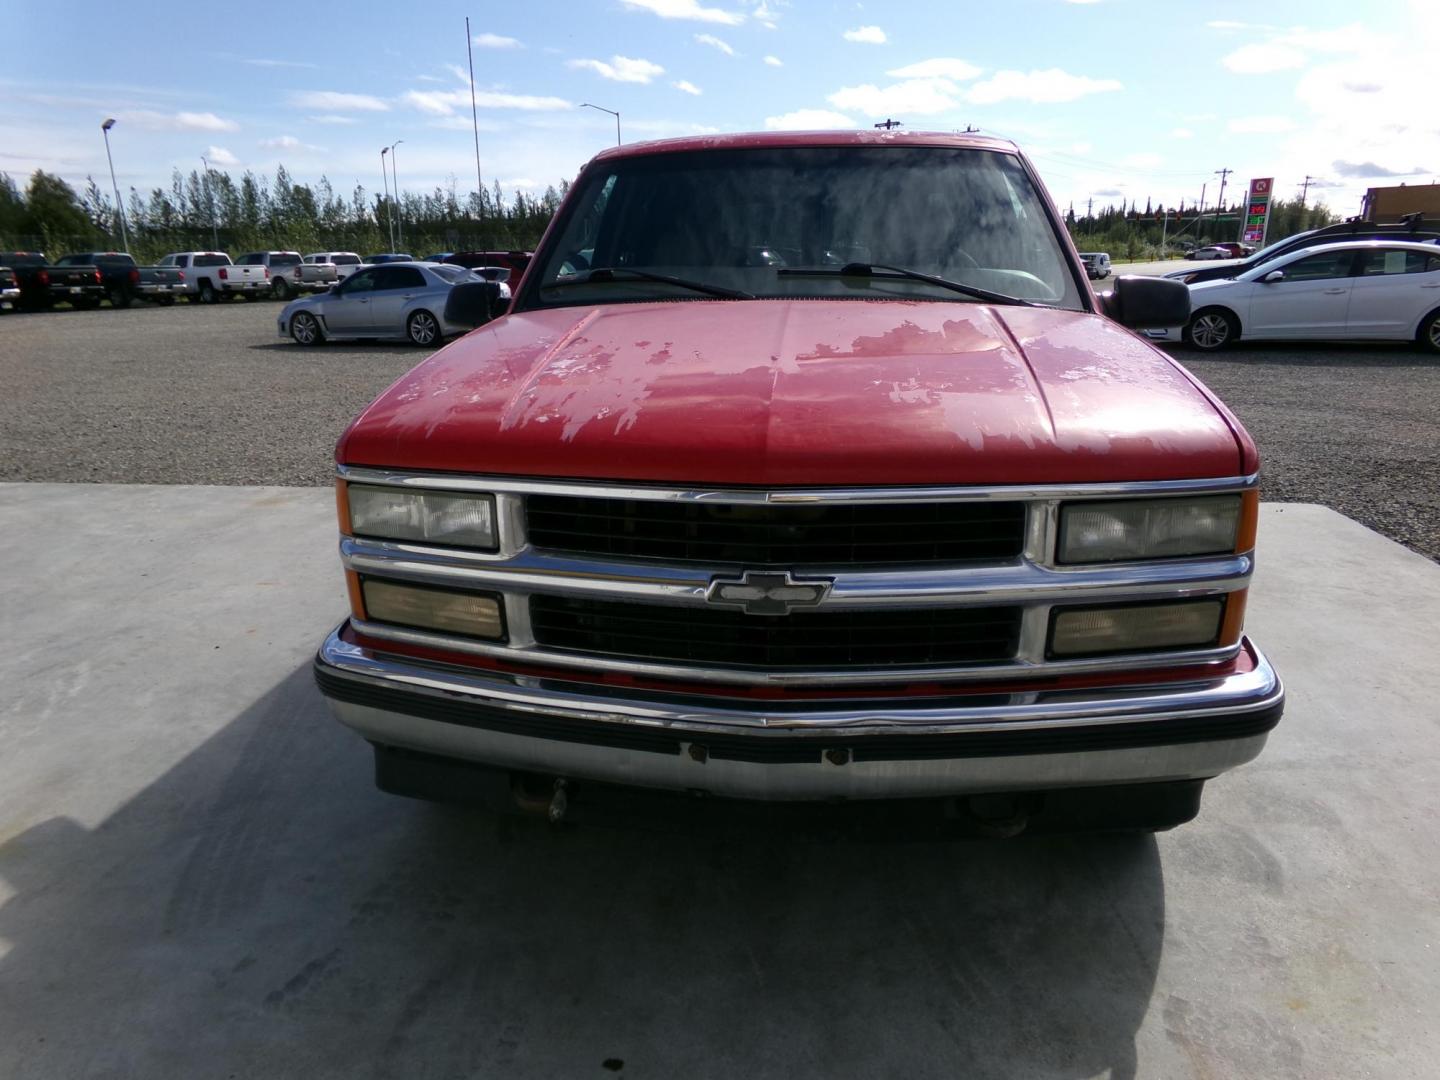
[{"left": 278, "top": 262, "right": 483, "bottom": 346}]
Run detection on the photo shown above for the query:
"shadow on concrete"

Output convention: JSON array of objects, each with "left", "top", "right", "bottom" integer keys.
[
  {"left": 248, "top": 341, "right": 428, "bottom": 355},
  {"left": 0, "top": 663, "right": 1165, "bottom": 1079}
]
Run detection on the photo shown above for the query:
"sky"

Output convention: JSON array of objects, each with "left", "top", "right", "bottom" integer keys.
[{"left": 4, "top": 0, "right": 1438, "bottom": 220}]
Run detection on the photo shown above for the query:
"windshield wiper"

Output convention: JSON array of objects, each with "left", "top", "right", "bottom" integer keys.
[
  {"left": 777, "top": 262, "right": 1037, "bottom": 307},
  {"left": 542, "top": 266, "right": 754, "bottom": 300}
]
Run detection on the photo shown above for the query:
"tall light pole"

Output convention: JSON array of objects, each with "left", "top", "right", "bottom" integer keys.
[
  {"left": 465, "top": 15, "right": 484, "bottom": 237},
  {"left": 1214, "top": 167, "right": 1232, "bottom": 243},
  {"left": 581, "top": 103, "right": 621, "bottom": 146},
  {"left": 200, "top": 156, "right": 219, "bottom": 251},
  {"left": 389, "top": 139, "right": 405, "bottom": 251},
  {"left": 380, "top": 146, "right": 394, "bottom": 251},
  {"left": 100, "top": 118, "right": 130, "bottom": 253}
]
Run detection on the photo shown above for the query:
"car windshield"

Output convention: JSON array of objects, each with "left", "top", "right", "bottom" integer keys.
[
  {"left": 195, "top": 254, "right": 229, "bottom": 267},
  {"left": 270, "top": 253, "right": 301, "bottom": 267},
  {"left": 526, "top": 146, "right": 1083, "bottom": 310},
  {"left": 429, "top": 264, "right": 469, "bottom": 282}
]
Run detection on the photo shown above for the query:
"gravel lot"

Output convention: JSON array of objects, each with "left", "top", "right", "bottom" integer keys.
[{"left": 3, "top": 299, "right": 1437, "bottom": 561}]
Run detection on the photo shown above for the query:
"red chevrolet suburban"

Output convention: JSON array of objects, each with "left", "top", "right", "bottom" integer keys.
[{"left": 314, "top": 131, "right": 1283, "bottom": 834}]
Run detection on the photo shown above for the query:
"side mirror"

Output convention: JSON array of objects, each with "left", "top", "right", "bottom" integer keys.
[
  {"left": 1098, "top": 274, "right": 1191, "bottom": 330},
  {"left": 444, "top": 281, "right": 503, "bottom": 328},
  {"left": 1261, "top": 270, "right": 1285, "bottom": 283}
]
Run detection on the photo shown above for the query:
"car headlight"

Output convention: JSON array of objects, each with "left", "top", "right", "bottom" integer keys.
[
  {"left": 345, "top": 483, "right": 497, "bottom": 550},
  {"left": 1057, "top": 496, "right": 1242, "bottom": 564},
  {"left": 1049, "top": 599, "right": 1224, "bottom": 658}
]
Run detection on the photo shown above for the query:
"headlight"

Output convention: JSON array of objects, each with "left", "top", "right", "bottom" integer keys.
[
  {"left": 361, "top": 579, "right": 505, "bottom": 640},
  {"left": 1049, "top": 599, "right": 1223, "bottom": 658},
  {"left": 1057, "top": 496, "right": 1241, "bottom": 564},
  {"left": 346, "top": 484, "right": 497, "bottom": 550}
]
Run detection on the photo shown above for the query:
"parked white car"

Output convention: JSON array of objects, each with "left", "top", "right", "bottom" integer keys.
[
  {"left": 1147, "top": 240, "right": 1440, "bottom": 352},
  {"left": 304, "top": 251, "right": 364, "bottom": 282},
  {"left": 158, "top": 251, "right": 269, "bottom": 303},
  {"left": 235, "top": 250, "right": 336, "bottom": 300},
  {"left": 1078, "top": 251, "right": 1111, "bottom": 280}
]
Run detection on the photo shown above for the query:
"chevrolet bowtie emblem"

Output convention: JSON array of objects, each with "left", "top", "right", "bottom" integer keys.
[{"left": 706, "top": 570, "right": 834, "bottom": 616}]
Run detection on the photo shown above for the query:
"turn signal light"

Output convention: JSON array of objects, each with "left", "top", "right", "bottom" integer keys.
[
  {"left": 1049, "top": 599, "right": 1224, "bottom": 658},
  {"left": 361, "top": 579, "right": 506, "bottom": 641}
]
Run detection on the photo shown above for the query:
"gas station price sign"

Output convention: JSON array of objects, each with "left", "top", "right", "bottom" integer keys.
[{"left": 1243, "top": 177, "right": 1273, "bottom": 245}]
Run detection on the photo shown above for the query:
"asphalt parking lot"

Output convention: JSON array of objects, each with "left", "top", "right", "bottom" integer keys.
[{"left": 2, "top": 298, "right": 1438, "bottom": 562}]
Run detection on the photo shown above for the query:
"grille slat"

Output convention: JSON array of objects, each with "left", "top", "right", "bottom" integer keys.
[
  {"left": 530, "top": 596, "right": 1022, "bottom": 669},
  {"left": 524, "top": 496, "right": 1026, "bottom": 568}
]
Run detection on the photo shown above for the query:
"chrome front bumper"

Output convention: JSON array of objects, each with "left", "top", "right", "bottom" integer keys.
[{"left": 315, "top": 625, "right": 1284, "bottom": 802}]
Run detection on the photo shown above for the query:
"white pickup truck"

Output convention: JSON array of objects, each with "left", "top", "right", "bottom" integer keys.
[
  {"left": 304, "top": 251, "right": 364, "bottom": 283},
  {"left": 236, "top": 250, "right": 338, "bottom": 300},
  {"left": 158, "top": 251, "right": 270, "bottom": 303}
]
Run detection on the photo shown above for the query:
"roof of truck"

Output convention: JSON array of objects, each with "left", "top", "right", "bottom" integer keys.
[{"left": 590, "top": 129, "right": 1018, "bottom": 164}]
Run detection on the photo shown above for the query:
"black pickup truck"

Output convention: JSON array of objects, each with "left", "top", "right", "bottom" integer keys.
[
  {"left": 0, "top": 264, "right": 19, "bottom": 311},
  {"left": 53, "top": 252, "right": 186, "bottom": 307},
  {"left": 0, "top": 251, "right": 106, "bottom": 309}
]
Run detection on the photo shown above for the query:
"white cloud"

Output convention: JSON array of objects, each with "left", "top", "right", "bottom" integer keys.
[
  {"left": 205, "top": 146, "right": 240, "bottom": 167},
  {"left": 886, "top": 58, "right": 981, "bottom": 80},
  {"left": 1221, "top": 43, "right": 1306, "bottom": 73},
  {"left": 752, "top": 0, "right": 778, "bottom": 28},
  {"left": 620, "top": 0, "right": 744, "bottom": 25},
  {"left": 415, "top": 74, "right": 443, "bottom": 83},
  {"left": 120, "top": 110, "right": 240, "bottom": 132},
  {"left": 829, "top": 78, "right": 964, "bottom": 117},
  {"left": 425, "top": 115, "right": 506, "bottom": 132},
  {"left": 674, "top": 80, "right": 703, "bottom": 95},
  {"left": 307, "top": 114, "right": 358, "bottom": 125},
  {"left": 695, "top": 33, "right": 735, "bottom": 55},
  {"left": 966, "top": 68, "right": 1122, "bottom": 104},
  {"left": 260, "top": 135, "right": 302, "bottom": 149},
  {"left": 402, "top": 87, "right": 571, "bottom": 114},
  {"left": 763, "top": 55, "right": 782, "bottom": 67},
  {"left": 843, "top": 25, "right": 887, "bottom": 44},
  {"left": 568, "top": 56, "right": 666, "bottom": 84},
  {"left": 1228, "top": 115, "right": 1297, "bottom": 134},
  {"left": 473, "top": 32, "right": 521, "bottom": 48},
  {"left": 288, "top": 91, "right": 390, "bottom": 112},
  {"left": 1170, "top": 127, "right": 1193, "bottom": 138},
  {"left": 764, "top": 109, "right": 856, "bottom": 131}
]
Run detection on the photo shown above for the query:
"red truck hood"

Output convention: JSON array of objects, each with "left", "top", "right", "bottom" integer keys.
[{"left": 337, "top": 300, "right": 1245, "bottom": 485}]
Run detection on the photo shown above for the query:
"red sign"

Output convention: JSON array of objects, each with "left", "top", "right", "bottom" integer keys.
[{"left": 1242, "top": 177, "right": 1274, "bottom": 245}]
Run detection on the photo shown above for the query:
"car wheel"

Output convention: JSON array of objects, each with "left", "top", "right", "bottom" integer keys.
[
  {"left": 1184, "top": 307, "right": 1238, "bottom": 351},
  {"left": 406, "top": 309, "right": 440, "bottom": 347},
  {"left": 1418, "top": 308, "right": 1440, "bottom": 355},
  {"left": 107, "top": 287, "right": 132, "bottom": 309},
  {"left": 290, "top": 311, "right": 325, "bottom": 346},
  {"left": 273, "top": 278, "right": 292, "bottom": 301},
  {"left": 198, "top": 281, "right": 217, "bottom": 304}
]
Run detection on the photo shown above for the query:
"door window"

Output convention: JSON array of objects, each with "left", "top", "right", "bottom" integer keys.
[
  {"left": 343, "top": 268, "right": 381, "bottom": 293},
  {"left": 1357, "top": 249, "right": 1437, "bottom": 276},
  {"left": 1279, "top": 251, "right": 1356, "bottom": 281},
  {"left": 376, "top": 266, "right": 426, "bottom": 290}
]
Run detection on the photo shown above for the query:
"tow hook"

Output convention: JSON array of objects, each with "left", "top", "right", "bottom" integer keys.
[
  {"left": 547, "top": 779, "right": 569, "bottom": 824},
  {"left": 511, "top": 773, "right": 570, "bottom": 823}
]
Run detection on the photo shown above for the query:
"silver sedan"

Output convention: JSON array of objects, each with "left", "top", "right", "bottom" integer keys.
[{"left": 277, "top": 262, "right": 483, "bottom": 346}]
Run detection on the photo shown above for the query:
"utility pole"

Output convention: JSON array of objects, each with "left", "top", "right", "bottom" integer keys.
[
  {"left": 874, "top": 118, "right": 903, "bottom": 130},
  {"left": 465, "top": 16, "right": 484, "bottom": 241},
  {"left": 1195, "top": 182, "right": 1206, "bottom": 243},
  {"left": 1214, "top": 167, "right": 1232, "bottom": 242},
  {"left": 100, "top": 119, "right": 130, "bottom": 253},
  {"left": 1299, "top": 175, "right": 1317, "bottom": 205}
]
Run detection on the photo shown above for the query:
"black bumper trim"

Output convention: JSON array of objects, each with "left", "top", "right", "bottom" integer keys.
[{"left": 314, "top": 662, "right": 1283, "bottom": 765}]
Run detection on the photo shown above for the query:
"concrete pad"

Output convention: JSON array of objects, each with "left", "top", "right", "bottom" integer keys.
[{"left": 1, "top": 485, "right": 1437, "bottom": 1079}]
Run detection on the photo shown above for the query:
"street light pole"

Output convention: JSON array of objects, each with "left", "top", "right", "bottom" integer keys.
[
  {"left": 581, "top": 103, "right": 621, "bottom": 146},
  {"left": 380, "top": 147, "right": 393, "bottom": 251},
  {"left": 389, "top": 140, "right": 405, "bottom": 251},
  {"left": 200, "top": 156, "right": 219, "bottom": 251},
  {"left": 100, "top": 118, "right": 130, "bottom": 253}
]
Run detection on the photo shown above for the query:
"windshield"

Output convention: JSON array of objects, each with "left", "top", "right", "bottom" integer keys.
[
  {"left": 195, "top": 254, "right": 229, "bottom": 267},
  {"left": 270, "top": 253, "right": 301, "bottom": 267},
  {"left": 429, "top": 264, "right": 469, "bottom": 282},
  {"left": 525, "top": 146, "right": 1082, "bottom": 310}
]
